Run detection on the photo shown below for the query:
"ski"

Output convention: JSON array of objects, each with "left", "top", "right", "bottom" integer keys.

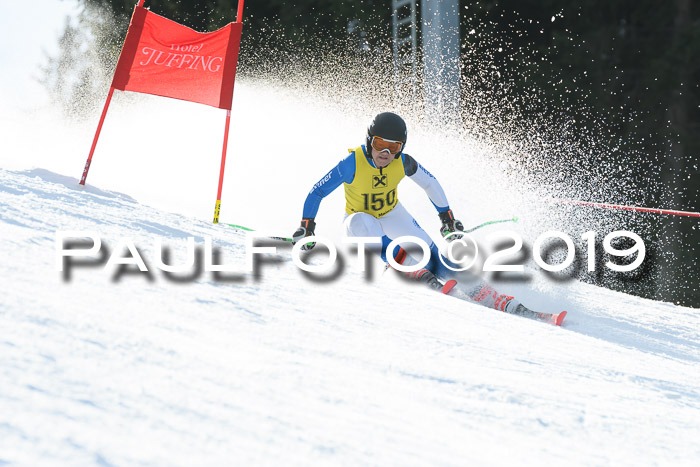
[
  {"left": 439, "top": 278, "right": 567, "bottom": 326},
  {"left": 511, "top": 307, "right": 567, "bottom": 326},
  {"left": 554, "top": 311, "right": 567, "bottom": 326}
]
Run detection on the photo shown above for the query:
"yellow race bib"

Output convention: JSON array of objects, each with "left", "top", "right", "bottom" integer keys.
[{"left": 344, "top": 146, "right": 405, "bottom": 218}]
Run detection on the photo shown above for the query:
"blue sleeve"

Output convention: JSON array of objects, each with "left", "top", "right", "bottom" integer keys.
[{"left": 302, "top": 153, "right": 356, "bottom": 218}]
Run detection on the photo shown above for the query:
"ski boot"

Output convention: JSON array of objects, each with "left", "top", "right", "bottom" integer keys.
[
  {"left": 406, "top": 268, "right": 443, "bottom": 290},
  {"left": 391, "top": 247, "right": 458, "bottom": 295}
]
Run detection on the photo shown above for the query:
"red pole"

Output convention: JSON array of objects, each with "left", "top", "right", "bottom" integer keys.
[
  {"left": 552, "top": 198, "right": 700, "bottom": 218},
  {"left": 236, "top": 0, "right": 245, "bottom": 23},
  {"left": 79, "top": 87, "right": 115, "bottom": 185},
  {"left": 212, "top": 0, "right": 244, "bottom": 223},
  {"left": 213, "top": 110, "right": 232, "bottom": 223}
]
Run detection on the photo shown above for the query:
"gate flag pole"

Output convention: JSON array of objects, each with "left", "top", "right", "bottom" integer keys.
[
  {"left": 214, "top": 109, "right": 233, "bottom": 223},
  {"left": 551, "top": 198, "right": 700, "bottom": 218},
  {"left": 213, "top": 0, "right": 245, "bottom": 224},
  {"left": 79, "top": 1, "right": 147, "bottom": 186},
  {"left": 79, "top": 87, "right": 114, "bottom": 185}
]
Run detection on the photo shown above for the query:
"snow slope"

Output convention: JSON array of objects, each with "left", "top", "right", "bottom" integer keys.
[{"left": 1, "top": 166, "right": 699, "bottom": 466}]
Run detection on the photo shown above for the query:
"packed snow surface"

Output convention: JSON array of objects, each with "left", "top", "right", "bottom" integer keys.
[{"left": 1, "top": 165, "right": 699, "bottom": 465}]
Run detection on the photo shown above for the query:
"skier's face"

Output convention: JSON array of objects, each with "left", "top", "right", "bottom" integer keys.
[{"left": 371, "top": 147, "right": 394, "bottom": 168}]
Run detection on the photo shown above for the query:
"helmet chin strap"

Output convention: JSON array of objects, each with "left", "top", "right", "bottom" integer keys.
[
  {"left": 374, "top": 151, "right": 388, "bottom": 175},
  {"left": 378, "top": 150, "right": 402, "bottom": 175}
]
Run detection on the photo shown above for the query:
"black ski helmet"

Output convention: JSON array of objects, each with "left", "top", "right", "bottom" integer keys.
[{"left": 366, "top": 112, "right": 407, "bottom": 155}]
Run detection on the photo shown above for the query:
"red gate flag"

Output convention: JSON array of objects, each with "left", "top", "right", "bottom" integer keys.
[
  {"left": 80, "top": 0, "right": 246, "bottom": 225},
  {"left": 111, "top": 5, "right": 243, "bottom": 110}
]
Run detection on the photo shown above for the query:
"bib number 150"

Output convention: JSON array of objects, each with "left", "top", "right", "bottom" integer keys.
[{"left": 362, "top": 189, "right": 396, "bottom": 212}]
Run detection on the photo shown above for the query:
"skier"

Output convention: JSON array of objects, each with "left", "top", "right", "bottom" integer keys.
[{"left": 292, "top": 112, "right": 564, "bottom": 324}]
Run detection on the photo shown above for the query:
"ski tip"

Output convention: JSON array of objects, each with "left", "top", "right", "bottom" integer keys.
[
  {"left": 554, "top": 311, "right": 567, "bottom": 326},
  {"left": 442, "top": 279, "right": 458, "bottom": 295}
]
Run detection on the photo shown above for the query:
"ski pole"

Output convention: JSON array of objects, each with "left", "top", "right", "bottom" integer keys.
[
  {"left": 463, "top": 216, "right": 518, "bottom": 234},
  {"left": 226, "top": 223, "right": 293, "bottom": 242}
]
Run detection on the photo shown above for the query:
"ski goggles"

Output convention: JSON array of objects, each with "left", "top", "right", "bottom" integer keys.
[{"left": 370, "top": 136, "right": 403, "bottom": 155}]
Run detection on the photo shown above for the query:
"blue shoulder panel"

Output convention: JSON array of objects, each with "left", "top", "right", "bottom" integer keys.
[{"left": 301, "top": 151, "right": 357, "bottom": 218}]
